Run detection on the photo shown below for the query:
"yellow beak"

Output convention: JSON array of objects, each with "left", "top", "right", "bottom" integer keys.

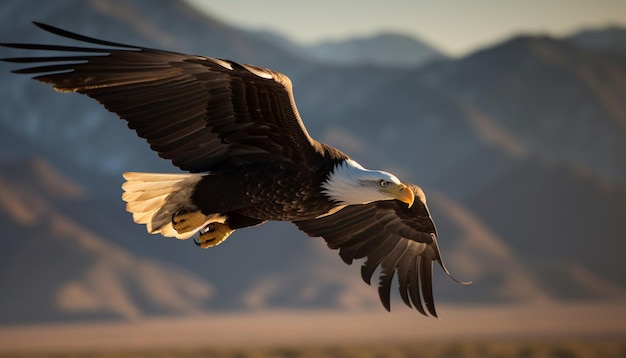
[{"left": 382, "top": 183, "right": 414, "bottom": 208}]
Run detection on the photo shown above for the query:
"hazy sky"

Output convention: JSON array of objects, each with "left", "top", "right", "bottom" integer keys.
[{"left": 185, "top": 0, "right": 626, "bottom": 56}]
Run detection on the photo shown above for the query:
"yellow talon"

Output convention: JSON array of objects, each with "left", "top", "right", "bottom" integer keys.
[
  {"left": 172, "top": 210, "right": 208, "bottom": 234},
  {"left": 195, "top": 223, "right": 234, "bottom": 249}
]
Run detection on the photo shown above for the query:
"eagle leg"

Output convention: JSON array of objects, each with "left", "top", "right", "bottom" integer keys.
[
  {"left": 194, "top": 223, "right": 234, "bottom": 249},
  {"left": 172, "top": 209, "right": 208, "bottom": 234}
]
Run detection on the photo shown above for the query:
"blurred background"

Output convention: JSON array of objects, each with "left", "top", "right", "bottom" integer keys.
[{"left": 1, "top": 0, "right": 626, "bottom": 355}]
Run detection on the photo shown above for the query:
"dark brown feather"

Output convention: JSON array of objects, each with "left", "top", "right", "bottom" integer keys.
[
  {"left": 2, "top": 22, "right": 334, "bottom": 172},
  {"left": 295, "top": 184, "right": 462, "bottom": 316}
]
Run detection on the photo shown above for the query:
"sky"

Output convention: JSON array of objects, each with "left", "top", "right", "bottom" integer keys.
[{"left": 185, "top": 0, "right": 626, "bottom": 56}]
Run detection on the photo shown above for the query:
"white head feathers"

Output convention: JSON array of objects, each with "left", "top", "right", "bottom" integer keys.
[{"left": 321, "top": 159, "right": 402, "bottom": 205}]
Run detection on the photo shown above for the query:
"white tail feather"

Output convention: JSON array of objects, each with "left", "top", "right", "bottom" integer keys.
[{"left": 121, "top": 172, "right": 215, "bottom": 239}]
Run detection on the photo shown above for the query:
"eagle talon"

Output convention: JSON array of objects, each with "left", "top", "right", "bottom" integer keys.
[
  {"left": 194, "top": 235, "right": 216, "bottom": 248},
  {"left": 193, "top": 222, "right": 234, "bottom": 249},
  {"left": 172, "top": 210, "right": 207, "bottom": 234}
]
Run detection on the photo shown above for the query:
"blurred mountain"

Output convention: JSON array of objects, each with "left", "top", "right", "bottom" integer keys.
[
  {"left": 415, "top": 35, "right": 626, "bottom": 184},
  {"left": 306, "top": 33, "right": 446, "bottom": 68},
  {"left": 466, "top": 157, "right": 626, "bottom": 300},
  {"left": 0, "top": 156, "right": 214, "bottom": 323},
  {"left": 253, "top": 30, "right": 446, "bottom": 68},
  {"left": 567, "top": 26, "right": 626, "bottom": 61},
  {"left": 1, "top": 0, "right": 625, "bottom": 323}
]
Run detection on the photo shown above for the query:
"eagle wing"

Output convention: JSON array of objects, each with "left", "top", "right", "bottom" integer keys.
[
  {"left": 295, "top": 184, "right": 463, "bottom": 316},
  {"left": 2, "top": 22, "right": 322, "bottom": 172}
]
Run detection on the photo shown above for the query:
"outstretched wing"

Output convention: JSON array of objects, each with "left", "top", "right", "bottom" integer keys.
[
  {"left": 1, "top": 22, "right": 322, "bottom": 172},
  {"left": 295, "top": 184, "right": 463, "bottom": 316}
]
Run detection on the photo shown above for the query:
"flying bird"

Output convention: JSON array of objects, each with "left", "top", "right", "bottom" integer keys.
[{"left": 2, "top": 22, "right": 467, "bottom": 316}]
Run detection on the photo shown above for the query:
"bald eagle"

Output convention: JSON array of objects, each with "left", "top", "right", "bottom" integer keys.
[{"left": 2, "top": 23, "right": 467, "bottom": 316}]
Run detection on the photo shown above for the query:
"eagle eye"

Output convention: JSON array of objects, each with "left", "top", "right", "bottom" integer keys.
[{"left": 378, "top": 179, "right": 389, "bottom": 187}]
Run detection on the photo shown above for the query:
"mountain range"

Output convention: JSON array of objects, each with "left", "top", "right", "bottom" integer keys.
[
  {"left": 0, "top": 0, "right": 625, "bottom": 323},
  {"left": 251, "top": 29, "right": 446, "bottom": 68}
]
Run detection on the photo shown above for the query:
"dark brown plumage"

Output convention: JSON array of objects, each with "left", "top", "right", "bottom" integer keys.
[
  {"left": 296, "top": 184, "right": 451, "bottom": 315},
  {"left": 2, "top": 22, "right": 467, "bottom": 316}
]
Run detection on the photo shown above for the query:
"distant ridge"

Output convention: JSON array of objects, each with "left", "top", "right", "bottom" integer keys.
[
  {"left": 252, "top": 30, "right": 446, "bottom": 68},
  {"left": 567, "top": 26, "right": 626, "bottom": 60},
  {"left": 304, "top": 32, "right": 446, "bottom": 68}
]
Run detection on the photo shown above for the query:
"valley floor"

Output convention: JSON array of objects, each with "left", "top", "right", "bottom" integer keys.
[
  {"left": 0, "top": 303, "right": 624, "bottom": 355},
  {"left": 1, "top": 339, "right": 625, "bottom": 358}
]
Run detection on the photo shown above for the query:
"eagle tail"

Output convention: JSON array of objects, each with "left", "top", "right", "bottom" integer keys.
[{"left": 121, "top": 172, "right": 212, "bottom": 239}]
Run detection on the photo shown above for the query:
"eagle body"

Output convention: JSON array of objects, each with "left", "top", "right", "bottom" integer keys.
[
  {"left": 2, "top": 23, "right": 468, "bottom": 316},
  {"left": 191, "top": 145, "right": 345, "bottom": 223}
]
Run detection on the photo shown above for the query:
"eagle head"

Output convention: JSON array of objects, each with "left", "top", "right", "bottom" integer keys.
[{"left": 321, "top": 159, "right": 415, "bottom": 207}]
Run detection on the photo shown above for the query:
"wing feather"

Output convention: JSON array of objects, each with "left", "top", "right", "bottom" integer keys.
[
  {"left": 410, "top": 256, "right": 427, "bottom": 315},
  {"left": 397, "top": 248, "right": 415, "bottom": 309},
  {"left": 295, "top": 184, "right": 463, "bottom": 316},
  {"left": 419, "top": 253, "right": 437, "bottom": 316},
  {"left": 377, "top": 240, "right": 409, "bottom": 311},
  {"left": 2, "top": 22, "right": 327, "bottom": 172},
  {"left": 359, "top": 235, "right": 401, "bottom": 285}
]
